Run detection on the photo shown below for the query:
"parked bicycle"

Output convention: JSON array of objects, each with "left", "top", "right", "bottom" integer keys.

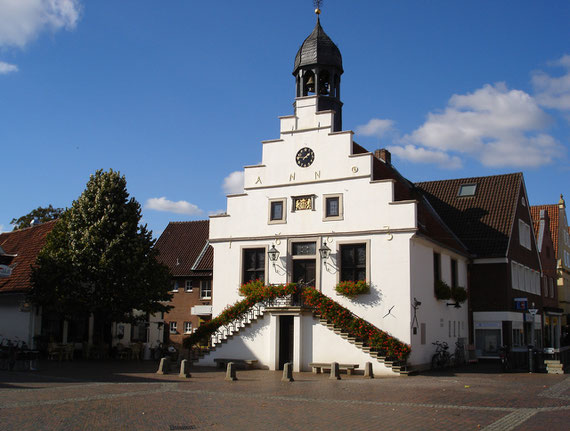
[
  {"left": 453, "top": 340, "right": 466, "bottom": 366},
  {"left": 431, "top": 341, "right": 451, "bottom": 369},
  {"left": 499, "top": 345, "right": 511, "bottom": 372}
]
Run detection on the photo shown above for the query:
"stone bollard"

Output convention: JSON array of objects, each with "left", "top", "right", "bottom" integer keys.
[
  {"left": 330, "top": 362, "right": 341, "bottom": 380},
  {"left": 282, "top": 362, "right": 294, "bottom": 382},
  {"left": 225, "top": 362, "right": 238, "bottom": 381},
  {"left": 364, "top": 362, "right": 374, "bottom": 379},
  {"left": 179, "top": 359, "right": 191, "bottom": 378},
  {"left": 156, "top": 357, "right": 170, "bottom": 375}
]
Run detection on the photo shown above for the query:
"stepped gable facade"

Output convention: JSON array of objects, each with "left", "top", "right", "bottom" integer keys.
[
  {"left": 155, "top": 220, "right": 213, "bottom": 347},
  {"left": 203, "top": 14, "right": 470, "bottom": 373},
  {"left": 530, "top": 205, "right": 563, "bottom": 349},
  {"left": 531, "top": 198, "right": 570, "bottom": 327}
]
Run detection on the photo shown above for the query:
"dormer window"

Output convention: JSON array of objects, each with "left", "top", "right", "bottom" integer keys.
[{"left": 458, "top": 184, "right": 477, "bottom": 197}]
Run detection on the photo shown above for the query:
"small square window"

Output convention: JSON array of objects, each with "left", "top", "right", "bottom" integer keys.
[
  {"left": 271, "top": 201, "right": 283, "bottom": 220},
  {"left": 326, "top": 197, "right": 339, "bottom": 217},
  {"left": 169, "top": 321, "right": 177, "bottom": 334},
  {"left": 185, "top": 280, "right": 193, "bottom": 292},
  {"left": 323, "top": 194, "right": 343, "bottom": 221},
  {"left": 458, "top": 184, "right": 477, "bottom": 197},
  {"left": 268, "top": 198, "right": 286, "bottom": 224},
  {"left": 184, "top": 322, "right": 192, "bottom": 334}
]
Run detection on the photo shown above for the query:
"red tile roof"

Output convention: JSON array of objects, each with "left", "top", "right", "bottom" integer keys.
[
  {"left": 0, "top": 221, "right": 56, "bottom": 293},
  {"left": 415, "top": 173, "right": 523, "bottom": 258},
  {"left": 155, "top": 220, "right": 212, "bottom": 276},
  {"left": 531, "top": 204, "right": 560, "bottom": 258}
]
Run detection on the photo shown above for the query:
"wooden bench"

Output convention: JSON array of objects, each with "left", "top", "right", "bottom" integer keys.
[
  {"left": 214, "top": 358, "right": 258, "bottom": 369},
  {"left": 309, "top": 362, "right": 359, "bottom": 375}
]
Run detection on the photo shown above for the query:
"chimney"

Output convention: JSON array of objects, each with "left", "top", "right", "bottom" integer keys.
[{"left": 374, "top": 148, "right": 391, "bottom": 165}]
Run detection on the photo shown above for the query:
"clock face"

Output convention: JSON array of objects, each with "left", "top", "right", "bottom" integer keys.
[{"left": 295, "top": 147, "right": 315, "bottom": 168}]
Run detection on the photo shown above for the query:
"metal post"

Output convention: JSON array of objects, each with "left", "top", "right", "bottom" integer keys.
[{"left": 528, "top": 305, "right": 538, "bottom": 373}]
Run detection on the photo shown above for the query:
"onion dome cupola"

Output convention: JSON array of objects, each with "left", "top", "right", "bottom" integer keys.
[{"left": 293, "top": 12, "right": 344, "bottom": 131}]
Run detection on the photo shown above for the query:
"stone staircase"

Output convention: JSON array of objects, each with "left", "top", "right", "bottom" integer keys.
[
  {"left": 189, "top": 301, "right": 413, "bottom": 376},
  {"left": 545, "top": 360, "right": 565, "bottom": 374},
  {"left": 189, "top": 305, "right": 268, "bottom": 362},
  {"left": 316, "top": 316, "right": 414, "bottom": 376}
]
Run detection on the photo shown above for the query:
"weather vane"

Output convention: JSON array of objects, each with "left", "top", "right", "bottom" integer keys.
[{"left": 313, "top": 0, "right": 323, "bottom": 15}]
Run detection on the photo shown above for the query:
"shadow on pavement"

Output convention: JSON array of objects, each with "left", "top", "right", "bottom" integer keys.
[{"left": 0, "top": 359, "right": 227, "bottom": 388}]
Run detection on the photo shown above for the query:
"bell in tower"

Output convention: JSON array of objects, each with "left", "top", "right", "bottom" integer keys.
[{"left": 293, "top": 7, "right": 343, "bottom": 131}]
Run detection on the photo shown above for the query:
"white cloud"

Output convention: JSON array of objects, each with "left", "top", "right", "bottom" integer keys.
[
  {"left": 0, "top": 224, "right": 5, "bottom": 233},
  {"left": 145, "top": 197, "right": 203, "bottom": 216},
  {"left": 395, "top": 83, "right": 563, "bottom": 168},
  {"left": 388, "top": 145, "right": 463, "bottom": 169},
  {"left": 208, "top": 209, "right": 226, "bottom": 216},
  {"left": 0, "top": 61, "right": 18, "bottom": 74},
  {"left": 0, "top": 0, "right": 82, "bottom": 48},
  {"left": 222, "top": 171, "right": 244, "bottom": 195},
  {"left": 533, "top": 54, "right": 570, "bottom": 112},
  {"left": 355, "top": 118, "right": 395, "bottom": 138}
]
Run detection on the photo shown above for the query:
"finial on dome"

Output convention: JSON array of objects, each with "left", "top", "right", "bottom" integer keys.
[{"left": 313, "top": 0, "right": 323, "bottom": 15}]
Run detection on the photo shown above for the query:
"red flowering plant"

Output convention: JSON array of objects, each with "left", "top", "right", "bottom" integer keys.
[
  {"left": 334, "top": 280, "right": 370, "bottom": 298},
  {"left": 184, "top": 281, "right": 298, "bottom": 349},
  {"left": 184, "top": 281, "right": 411, "bottom": 362},
  {"left": 302, "top": 287, "right": 410, "bottom": 361}
]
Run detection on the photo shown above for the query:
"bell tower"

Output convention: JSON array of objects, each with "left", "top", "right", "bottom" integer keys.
[{"left": 293, "top": 7, "right": 343, "bottom": 132}]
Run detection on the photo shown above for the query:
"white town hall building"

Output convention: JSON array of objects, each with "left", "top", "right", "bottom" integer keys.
[{"left": 197, "top": 13, "right": 469, "bottom": 374}]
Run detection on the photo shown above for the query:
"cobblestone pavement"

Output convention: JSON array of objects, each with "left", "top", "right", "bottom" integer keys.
[{"left": 0, "top": 361, "right": 568, "bottom": 430}]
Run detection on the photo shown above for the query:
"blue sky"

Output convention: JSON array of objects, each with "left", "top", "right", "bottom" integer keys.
[{"left": 1, "top": 0, "right": 569, "bottom": 237}]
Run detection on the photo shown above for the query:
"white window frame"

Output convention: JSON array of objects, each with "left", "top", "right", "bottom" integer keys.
[
  {"left": 240, "top": 246, "right": 268, "bottom": 285},
  {"left": 458, "top": 183, "right": 477, "bottom": 197},
  {"left": 322, "top": 193, "right": 344, "bottom": 221},
  {"left": 169, "top": 321, "right": 177, "bottom": 334},
  {"left": 268, "top": 198, "right": 287, "bottom": 225},
  {"left": 335, "top": 240, "right": 371, "bottom": 284},
  {"left": 519, "top": 219, "right": 531, "bottom": 250},
  {"left": 185, "top": 280, "right": 193, "bottom": 292},
  {"left": 200, "top": 280, "right": 212, "bottom": 299},
  {"left": 184, "top": 321, "right": 192, "bottom": 334}
]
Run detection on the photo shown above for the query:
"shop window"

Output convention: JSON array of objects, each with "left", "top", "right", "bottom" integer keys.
[{"left": 475, "top": 329, "right": 501, "bottom": 356}]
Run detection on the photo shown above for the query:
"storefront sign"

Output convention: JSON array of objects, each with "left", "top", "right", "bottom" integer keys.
[{"left": 514, "top": 297, "right": 528, "bottom": 310}]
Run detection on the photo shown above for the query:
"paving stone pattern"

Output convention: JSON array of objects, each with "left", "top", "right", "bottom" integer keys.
[{"left": 0, "top": 361, "right": 568, "bottom": 430}]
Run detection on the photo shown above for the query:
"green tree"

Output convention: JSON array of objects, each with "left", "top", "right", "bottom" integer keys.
[
  {"left": 11, "top": 205, "right": 64, "bottom": 230},
  {"left": 30, "top": 169, "right": 171, "bottom": 328}
]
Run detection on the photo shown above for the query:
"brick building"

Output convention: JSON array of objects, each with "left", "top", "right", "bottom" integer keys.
[
  {"left": 155, "top": 221, "right": 213, "bottom": 348},
  {"left": 417, "top": 173, "right": 543, "bottom": 358},
  {"left": 530, "top": 206, "right": 563, "bottom": 349}
]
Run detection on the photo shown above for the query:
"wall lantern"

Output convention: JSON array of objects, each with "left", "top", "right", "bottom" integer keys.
[
  {"left": 319, "top": 242, "right": 331, "bottom": 260},
  {"left": 268, "top": 245, "right": 280, "bottom": 265}
]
